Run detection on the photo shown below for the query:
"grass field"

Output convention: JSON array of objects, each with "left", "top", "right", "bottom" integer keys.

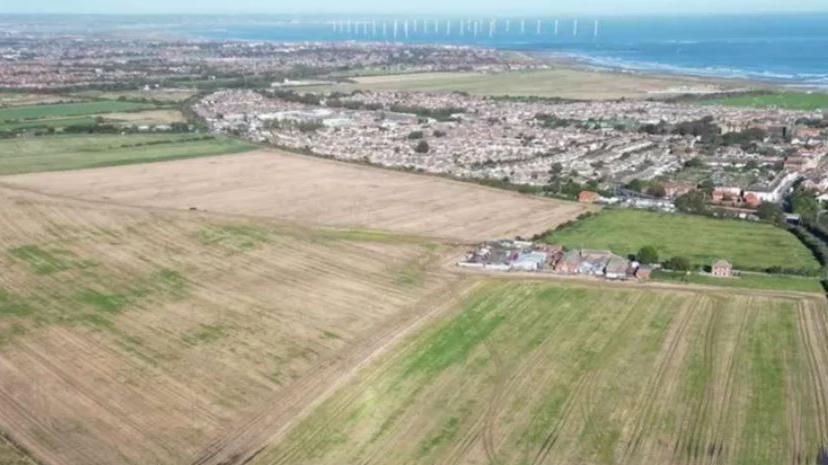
[
  {"left": 247, "top": 280, "right": 828, "bottom": 465},
  {"left": 0, "top": 100, "right": 158, "bottom": 121},
  {"left": 2, "top": 149, "right": 591, "bottom": 241},
  {"left": 0, "top": 115, "right": 98, "bottom": 131},
  {"left": 545, "top": 209, "right": 820, "bottom": 272},
  {"left": 704, "top": 92, "right": 828, "bottom": 111},
  {"left": 310, "top": 68, "right": 728, "bottom": 100},
  {"left": 654, "top": 270, "right": 825, "bottom": 293},
  {"left": 0, "top": 134, "right": 253, "bottom": 175},
  {"left": 0, "top": 186, "right": 453, "bottom": 465}
]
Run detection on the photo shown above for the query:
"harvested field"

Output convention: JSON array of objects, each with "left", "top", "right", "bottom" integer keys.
[
  {"left": 2, "top": 149, "right": 591, "bottom": 242},
  {"left": 311, "top": 68, "right": 735, "bottom": 100},
  {"left": 0, "top": 434, "right": 36, "bottom": 465},
  {"left": 249, "top": 280, "right": 828, "bottom": 465},
  {"left": 0, "top": 185, "right": 456, "bottom": 465},
  {"left": 102, "top": 109, "right": 187, "bottom": 125}
]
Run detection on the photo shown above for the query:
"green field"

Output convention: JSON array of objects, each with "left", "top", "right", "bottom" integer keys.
[
  {"left": 653, "top": 270, "right": 824, "bottom": 293},
  {"left": 251, "top": 281, "right": 828, "bottom": 465},
  {"left": 0, "top": 116, "right": 98, "bottom": 131},
  {"left": 0, "top": 134, "right": 254, "bottom": 175},
  {"left": 0, "top": 100, "right": 158, "bottom": 121},
  {"left": 704, "top": 92, "right": 828, "bottom": 111},
  {"left": 545, "top": 209, "right": 819, "bottom": 272}
]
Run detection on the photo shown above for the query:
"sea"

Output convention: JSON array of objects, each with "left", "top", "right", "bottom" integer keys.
[{"left": 179, "top": 14, "right": 828, "bottom": 89}]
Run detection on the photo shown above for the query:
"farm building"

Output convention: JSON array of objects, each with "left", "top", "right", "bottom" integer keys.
[
  {"left": 635, "top": 265, "right": 653, "bottom": 280},
  {"left": 578, "top": 191, "right": 601, "bottom": 203},
  {"left": 711, "top": 260, "right": 733, "bottom": 278}
]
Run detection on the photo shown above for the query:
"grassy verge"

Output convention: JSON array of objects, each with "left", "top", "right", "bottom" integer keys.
[{"left": 653, "top": 270, "right": 824, "bottom": 293}]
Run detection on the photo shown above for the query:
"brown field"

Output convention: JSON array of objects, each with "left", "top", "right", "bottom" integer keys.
[
  {"left": 2, "top": 149, "right": 591, "bottom": 242},
  {"left": 311, "top": 68, "right": 739, "bottom": 100},
  {"left": 0, "top": 93, "right": 81, "bottom": 108},
  {"left": 0, "top": 185, "right": 459, "bottom": 465},
  {"left": 2, "top": 139, "right": 826, "bottom": 465},
  {"left": 102, "top": 109, "right": 187, "bottom": 125}
]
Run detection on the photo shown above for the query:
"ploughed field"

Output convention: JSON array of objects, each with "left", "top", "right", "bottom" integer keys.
[
  {"left": 251, "top": 280, "right": 828, "bottom": 465},
  {"left": 2, "top": 149, "right": 590, "bottom": 242},
  {"left": 0, "top": 185, "right": 456, "bottom": 465},
  {"left": 545, "top": 209, "right": 820, "bottom": 273}
]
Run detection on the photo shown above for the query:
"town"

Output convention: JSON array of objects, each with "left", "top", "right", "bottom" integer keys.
[{"left": 194, "top": 86, "right": 828, "bottom": 212}]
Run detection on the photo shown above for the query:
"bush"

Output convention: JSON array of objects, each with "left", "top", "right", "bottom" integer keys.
[
  {"left": 664, "top": 256, "right": 691, "bottom": 271},
  {"left": 637, "top": 246, "right": 659, "bottom": 264},
  {"left": 414, "top": 140, "right": 430, "bottom": 154},
  {"left": 408, "top": 131, "right": 424, "bottom": 140},
  {"left": 675, "top": 190, "right": 709, "bottom": 215}
]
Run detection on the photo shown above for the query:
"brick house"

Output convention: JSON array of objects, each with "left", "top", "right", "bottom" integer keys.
[
  {"left": 578, "top": 191, "right": 601, "bottom": 204},
  {"left": 711, "top": 260, "right": 733, "bottom": 278}
]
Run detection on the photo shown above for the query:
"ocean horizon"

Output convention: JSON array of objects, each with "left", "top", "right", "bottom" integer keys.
[
  {"left": 181, "top": 13, "right": 828, "bottom": 88},
  {"left": 3, "top": 13, "right": 827, "bottom": 88}
]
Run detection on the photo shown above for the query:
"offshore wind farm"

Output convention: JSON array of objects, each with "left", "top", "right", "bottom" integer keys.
[{"left": 185, "top": 13, "right": 828, "bottom": 87}]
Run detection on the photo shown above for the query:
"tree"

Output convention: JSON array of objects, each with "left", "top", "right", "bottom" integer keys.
[
  {"left": 625, "top": 179, "right": 644, "bottom": 193},
  {"left": 675, "top": 190, "right": 709, "bottom": 215},
  {"left": 637, "top": 246, "right": 659, "bottom": 264},
  {"left": 414, "top": 140, "right": 430, "bottom": 154},
  {"left": 548, "top": 162, "right": 563, "bottom": 178},
  {"left": 756, "top": 202, "right": 786, "bottom": 225},
  {"left": 646, "top": 183, "right": 666, "bottom": 199},
  {"left": 792, "top": 189, "right": 819, "bottom": 224},
  {"left": 664, "top": 256, "right": 691, "bottom": 271}
]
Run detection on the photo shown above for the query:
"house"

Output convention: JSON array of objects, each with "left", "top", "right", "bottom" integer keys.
[
  {"left": 511, "top": 252, "right": 548, "bottom": 271},
  {"left": 578, "top": 190, "right": 601, "bottom": 203},
  {"left": 711, "top": 186, "right": 741, "bottom": 204},
  {"left": 604, "top": 256, "right": 631, "bottom": 280},
  {"left": 554, "top": 250, "right": 582, "bottom": 274},
  {"left": 711, "top": 260, "right": 733, "bottom": 278},
  {"left": 743, "top": 192, "right": 762, "bottom": 209},
  {"left": 635, "top": 265, "right": 653, "bottom": 280},
  {"left": 663, "top": 182, "right": 695, "bottom": 199}
]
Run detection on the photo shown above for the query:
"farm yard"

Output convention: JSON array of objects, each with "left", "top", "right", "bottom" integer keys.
[
  {"left": 545, "top": 209, "right": 820, "bottom": 273},
  {"left": 0, "top": 134, "right": 254, "bottom": 174},
  {"left": 0, "top": 185, "right": 456, "bottom": 465},
  {"left": 247, "top": 280, "right": 828, "bottom": 465},
  {"left": 1, "top": 149, "right": 591, "bottom": 242}
]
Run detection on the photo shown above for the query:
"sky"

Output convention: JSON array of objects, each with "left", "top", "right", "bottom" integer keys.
[{"left": 3, "top": 0, "right": 828, "bottom": 16}]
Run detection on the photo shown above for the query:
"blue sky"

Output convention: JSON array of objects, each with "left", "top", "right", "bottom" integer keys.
[{"left": 3, "top": 0, "right": 827, "bottom": 15}]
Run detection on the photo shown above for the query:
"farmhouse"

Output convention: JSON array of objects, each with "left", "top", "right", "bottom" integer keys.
[
  {"left": 578, "top": 191, "right": 601, "bottom": 203},
  {"left": 711, "top": 260, "right": 733, "bottom": 278}
]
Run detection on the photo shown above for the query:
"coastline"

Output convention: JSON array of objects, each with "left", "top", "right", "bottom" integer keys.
[{"left": 529, "top": 50, "right": 828, "bottom": 94}]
